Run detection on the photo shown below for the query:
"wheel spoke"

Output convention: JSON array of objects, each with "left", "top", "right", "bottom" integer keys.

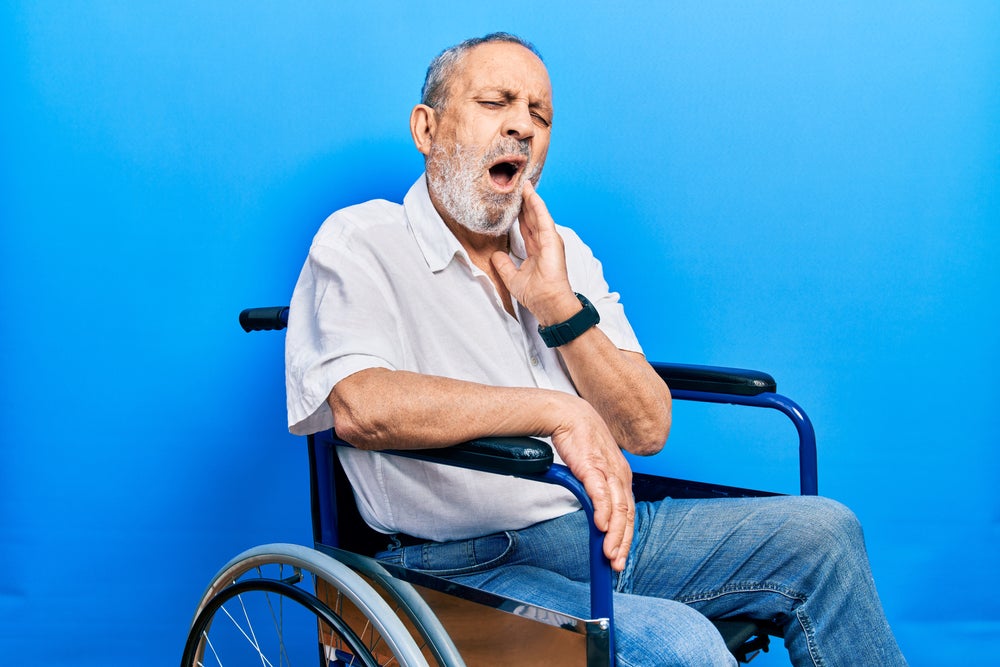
[
  {"left": 201, "top": 631, "right": 222, "bottom": 667},
  {"left": 218, "top": 601, "right": 275, "bottom": 667}
]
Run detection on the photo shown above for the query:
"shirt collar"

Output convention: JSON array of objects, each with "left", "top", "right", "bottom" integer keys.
[
  {"left": 508, "top": 216, "right": 527, "bottom": 261},
  {"left": 403, "top": 173, "right": 526, "bottom": 273}
]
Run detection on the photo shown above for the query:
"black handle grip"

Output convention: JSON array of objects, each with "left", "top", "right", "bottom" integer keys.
[{"left": 239, "top": 306, "right": 289, "bottom": 332}]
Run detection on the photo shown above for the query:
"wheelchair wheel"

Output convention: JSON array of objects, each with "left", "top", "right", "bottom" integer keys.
[{"left": 181, "top": 543, "right": 431, "bottom": 667}]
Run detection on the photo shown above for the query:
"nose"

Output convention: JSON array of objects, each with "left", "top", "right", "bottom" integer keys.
[{"left": 502, "top": 101, "right": 535, "bottom": 140}]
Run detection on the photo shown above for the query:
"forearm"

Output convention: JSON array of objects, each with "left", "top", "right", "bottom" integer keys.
[
  {"left": 556, "top": 323, "right": 672, "bottom": 456},
  {"left": 328, "top": 367, "right": 569, "bottom": 451}
]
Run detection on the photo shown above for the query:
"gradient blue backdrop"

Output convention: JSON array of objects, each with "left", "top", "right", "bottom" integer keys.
[{"left": 2, "top": 2, "right": 997, "bottom": 664}]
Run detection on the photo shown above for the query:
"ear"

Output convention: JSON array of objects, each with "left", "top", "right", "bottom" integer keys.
[{"left": 410, "top": 104, "right": 437, "bottom": 156}]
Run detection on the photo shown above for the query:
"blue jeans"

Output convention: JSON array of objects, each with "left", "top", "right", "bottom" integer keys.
[{"left": 377, "top": 495, "right": 907, "bottom": 666}]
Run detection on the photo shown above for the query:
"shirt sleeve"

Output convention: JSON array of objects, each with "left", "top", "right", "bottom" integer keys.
[
  {"left": 559, "top": 225, "right": 644, "bottom": 356},
  {"left": 285, "top": 216, "right": 403, "bottom": 435}
]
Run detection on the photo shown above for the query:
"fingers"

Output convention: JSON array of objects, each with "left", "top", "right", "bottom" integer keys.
[
  {"left": 490, "top": 250, "right": 517, "bottom": 290},
  {"left": 591, "top": 468, "right": 635, "bottom": 572},
  {"left": 605, "top": 479, "right": 635, "bottom": 572},
  {"left": 552, "top": 408, "right": 636, "bottom": 573},
  {"left": 577, "top": 465, "right": 634, "bottom": 572},
  {"left": 604, "top": 470, "right": 635, "bottom": 572},
  {"left": 519, "top": 180, "right": 554, "bottom": 239},
  {"left": 518, "top": 181, "right": 541, "bottom": 256}
]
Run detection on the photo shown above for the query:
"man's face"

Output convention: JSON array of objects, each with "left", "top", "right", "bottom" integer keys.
[{"left": 420, "top": 42, "right": 553, "bottom": 237}]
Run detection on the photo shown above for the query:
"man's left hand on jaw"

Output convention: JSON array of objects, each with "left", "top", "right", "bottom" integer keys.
[{"left": 491, "top": 180, "right": 582, "bottom": 325}]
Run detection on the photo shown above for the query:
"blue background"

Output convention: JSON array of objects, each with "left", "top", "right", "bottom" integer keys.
[{"left": 2, "top": 2, "right": 997, "bottom": 664}]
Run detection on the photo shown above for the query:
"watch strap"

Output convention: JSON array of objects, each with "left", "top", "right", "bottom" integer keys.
[{"left": 537, "top": 293, "right": 600, "bottom": 348}]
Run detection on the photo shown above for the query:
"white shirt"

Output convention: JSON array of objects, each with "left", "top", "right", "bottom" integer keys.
[{"left": 285, "top": 174, "right": 643, "bottom": 541}]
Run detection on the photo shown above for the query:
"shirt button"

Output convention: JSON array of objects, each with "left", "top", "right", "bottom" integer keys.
[{"left": 530, "top": 356, "right": 540, "bottom": 367}]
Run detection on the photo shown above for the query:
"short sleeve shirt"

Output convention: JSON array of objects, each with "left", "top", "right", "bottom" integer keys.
[{"left": 285, "top": 174, "right": 643, "bottom": 541}]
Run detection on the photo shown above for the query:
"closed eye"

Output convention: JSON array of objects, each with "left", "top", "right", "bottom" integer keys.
[{"left": 477, "top": 97, "right": 551, "bottom": 127}]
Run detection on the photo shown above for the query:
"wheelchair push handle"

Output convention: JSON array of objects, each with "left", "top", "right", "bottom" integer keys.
[{"left": 239, "top": 307, "right": 289, "bottom": 332}]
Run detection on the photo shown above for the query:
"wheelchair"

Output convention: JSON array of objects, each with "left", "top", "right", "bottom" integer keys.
[{"left": 181, "top": 305, "right": 818, "bottom": 667}]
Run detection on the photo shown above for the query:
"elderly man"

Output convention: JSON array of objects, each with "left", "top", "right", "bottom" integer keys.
[{"left": 286, "top": 33, "right": 906, "bottom": 666}]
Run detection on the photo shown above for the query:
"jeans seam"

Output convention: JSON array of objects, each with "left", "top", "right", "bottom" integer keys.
[
  {"left": 795, "top": 606, "right": 823, "bottom": 667},
  {"left": 679, "top": 583, "right": 825, "bottom": 667},
  {"left": 676, "top": 581, "right": 807, "bottom": 606}
]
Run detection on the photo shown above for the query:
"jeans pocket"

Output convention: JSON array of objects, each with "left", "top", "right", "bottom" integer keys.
[{"left": 379, "top": 531, "right": 517, "bottom": 578}]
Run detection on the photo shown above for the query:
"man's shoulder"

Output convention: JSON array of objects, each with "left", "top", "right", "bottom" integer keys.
[
  {"left": 312, "top": 198, "right": 406, "bottom": 243},
  {"left": 324, "top": 198, "right": 403, "bottom": 229}
]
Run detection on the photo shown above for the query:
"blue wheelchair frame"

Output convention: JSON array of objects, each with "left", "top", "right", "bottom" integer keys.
[{"left": 240, "top": 305, "right": 819, "bottom": 665}]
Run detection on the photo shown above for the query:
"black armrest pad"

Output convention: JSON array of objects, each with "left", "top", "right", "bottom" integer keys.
[
  {"left": 651, "top": 362, "right": 776, "bottom": 396},
  {"left": 399, "top": 437, "right": 554, "bottom": 475},
  {"left": 330, "top": 432, "right": 554, "bottom": 476}
]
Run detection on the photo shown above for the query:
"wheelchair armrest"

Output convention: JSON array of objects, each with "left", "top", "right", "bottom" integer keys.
[
  {"left": 651, "top": 361, "right": 776, "bottom": 396},
  {"left": 397, "top": 436, "right": 555, "bottom": 475},
  {"left": 332, "top": 432, "right": 555, "bottom": 476},
  {"left": 651, "top": 362, "right": 818, "bottom": 496}
]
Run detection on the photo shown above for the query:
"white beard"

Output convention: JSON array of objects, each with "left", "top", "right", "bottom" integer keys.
[{"left": 426, "top": 139, "right": 539, "bottom": 237}]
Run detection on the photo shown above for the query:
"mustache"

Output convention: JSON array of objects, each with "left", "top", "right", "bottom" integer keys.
[{"left": 481, "top": 137, "right": 531, "bottom": 165}]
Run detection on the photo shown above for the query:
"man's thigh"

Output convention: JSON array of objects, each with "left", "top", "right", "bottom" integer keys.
[{"left": 625, "top": 495, "right": 857, "bottom": 617}]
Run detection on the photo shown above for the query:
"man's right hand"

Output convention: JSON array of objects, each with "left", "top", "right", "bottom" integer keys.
[{"left": 548, "top": 395, "right": 636, "bottom": 573}]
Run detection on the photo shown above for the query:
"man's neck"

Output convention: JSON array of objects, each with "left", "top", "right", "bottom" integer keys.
[
  {"left": 446, "top": 216, "right": 509, "bottom": 259},
  {"left": 429, "top": 191, "right": 516, "bottom": 317}
]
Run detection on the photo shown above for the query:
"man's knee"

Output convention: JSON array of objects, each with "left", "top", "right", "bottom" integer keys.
[{"left": 791, "top": 496, "right": 865, "bottom": 554}]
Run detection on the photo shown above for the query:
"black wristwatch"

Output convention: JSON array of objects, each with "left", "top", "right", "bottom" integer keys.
[{"left": 537, "top": 293, "right": 601, "bottom": 348}]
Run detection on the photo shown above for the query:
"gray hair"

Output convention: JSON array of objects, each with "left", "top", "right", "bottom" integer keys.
[{"left": 420, "top": 33, "right": 543, "bottom": 110}]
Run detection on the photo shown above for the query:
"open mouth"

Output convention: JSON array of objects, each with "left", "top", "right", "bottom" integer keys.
[{"left": 487, "top": 157, "right": 526, "bottom": 190}]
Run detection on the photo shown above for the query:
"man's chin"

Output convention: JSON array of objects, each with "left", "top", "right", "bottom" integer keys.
[
  {"left": 455, "top": 204, "right": 519, "bottom": 237},
  {"left": 462, "top": 214, "right": 516, "bottom": 237},
  {"left": 485, "top": 201, "right": 522, "bottom": 235}
]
